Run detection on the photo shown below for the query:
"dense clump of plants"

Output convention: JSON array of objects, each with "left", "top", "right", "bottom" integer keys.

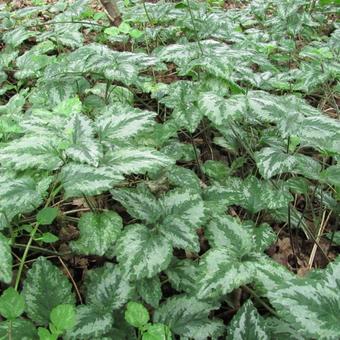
[{"left": 0, "top": 0, "right": 339, "bottom": 339}]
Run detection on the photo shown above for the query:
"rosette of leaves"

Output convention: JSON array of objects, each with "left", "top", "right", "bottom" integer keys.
[
  {"left": 111, "top": 184, "right": 206, "bottom": 280},
  {"left": 0, "top": 98, "right": 173, "bottom": 202},
  {"left": 261, "top": 257, "right": 340, "bottom": 339},
  {"left": 196, "top": 214, "right": 277, "bottom": 300},
  {"left": 204, "top": 175, "right": 293, "bottom": 215}
]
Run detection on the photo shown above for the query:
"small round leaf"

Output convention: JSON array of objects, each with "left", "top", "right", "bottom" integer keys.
[
  {"left": 0, "top": 288, "right": 25, "bottom": 320},
  {"left": 50, "top": 304, "right": 76, "bottom": 332},
  {"left": 125, "top": 302, "right": 149, "bottom": 329},
  {"left": 37, "top": 207, "right": 59, "bottom": 225}
]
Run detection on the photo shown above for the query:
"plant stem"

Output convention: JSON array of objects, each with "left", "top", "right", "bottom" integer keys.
[
  {"left": 143, "top": 1, "right": 152, "bottom": 24},
  {"left": 186, "top": 0, "right": 204, "bottom": 55},
  {"left": 14, "top": 181, "right": 61, "bottom": 290},
  {"left": 13, "top": 244, "right": 69, "bottom": 256},
  {"left": 243, "top": 285, "right": 279, "bottom": 317},
  {"left": 14, "top": 222, "right": 39, "bottom": 291}
]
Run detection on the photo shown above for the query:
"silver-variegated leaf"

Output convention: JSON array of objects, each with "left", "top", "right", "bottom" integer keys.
[
  {"left": 60, "top": 163, "right": 123, "bottom": 198},
  {"left": 0, "top": 175, "right": 47, "bottom": 225},
  {"left": 116, "top": 224, "right": 172, "bottom": 280},
  {"left": 0, "top": 233, "right": 12, "bottom": 284},
  {"left": 254, "top": 147, "right": 321, "bottom": 180},
  {"left": 137, "top": 276, "right": 162, "bottom": 308},
  {"left": 159, "top": 81, "right": 202, "bottom": 133},
  {"left": 111, "top": 185, "right": 161, "bottom": 225},
  {"left": 154, "top": 295, "right": 225, "bottom": 340},
  {"left": 165, "top": 258, "right": 200, "bottom": 294},
  {"left": 105, "top": 148, "right": 174, "bottom": 174},
  {"left": 238, "top": 176, "right": 293, "bottom": 213},
  {"left": 22, "top": 257, "right": 75, "bottom": 325},
  {"left": 70, "top": 211, "right": 122, "bottom": 256},
  {"left": 254, "top": 256, "right": 295, "bottom": 295},
  {"left": 160, "top": 189, "right": 206, "bottom": 251},
  {"left": 65, "top": 113, "right": 102, "bottom": 166},
  {"left": 0, "top": 135, "right": 63, "bottom": 171},
  {"left": 205, "top": 215, "right": 254, "bottom": 256},
  {"left": 85, "top": 264, "right": 133, "bottom": 311},
  {"left": 65, "top": 305, "right": 113, "bottom": 340},
  {"left": 265, "top": 318, "right": 305, "bottom": 340},
  {"left": 199, "top": 92, "right": 242, "bottom": 126},
  {"left": 204, "top": 176, "right": 293, "bottom": 214},
  {"left": 196, "top": 248, "right": 256, "bottom": 300},
  {"left": 227, "top": 300, "right": 270, "bottom": 340},
  {"left": 0, "top": 319, "right": 37, "bottom": 340},
  {"left": 264, "top": 257, "right": 340, "bottom": 339},
  {"left": 96, "top": 105, "right": 156, "bottom": 144}
]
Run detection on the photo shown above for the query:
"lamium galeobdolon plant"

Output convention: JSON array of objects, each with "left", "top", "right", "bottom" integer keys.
[{"left": 0, "top": 0, "right": 339, "bottom": 339}]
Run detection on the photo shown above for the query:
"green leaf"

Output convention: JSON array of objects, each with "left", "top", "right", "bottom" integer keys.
[
  {"left": 254, "top": 147, "right": 321, "bottom": 180},
  {"left": 22, "top": 257, "right": 75, "bottom": 325},
  {"left": 0, "top": 319, "right": 37, "bottom": 340},
  {"left": 0, "top": 233, "right": 12, "bottom": 284},
  {"left": 50, "top": 304, "right": 76, "bottom": 332},
  {"left": 119, "top": 22, "right": 131, "bottom": 34},
  {"left": 325, "top": 231, "right": 340, "bottom": 246},
  {"left": 37, "top": 207, "right": 59, "bottom": 225},
  {"left": 137, "top": 276, "right": 162, "bottom": 308},
  {"left": 110, "top": 310, "right": 137, "bottom": 339},
  {"left": 65, "top": 305, "right": 113, "bottom": 340},
  {"left": 104, "top": 27, "right": 120, "bottom": 36},
  {"left": 65, "top": 113, "right": 101, "bottom": 166},
  {"left": 70, "top": 211, "right": 122, "bottom": 256},
  {"left": 321, "top": 165, "right": 340, "bottom": 186},
  {"left": 264, "top": 257, "right": 340, "bottom": 339},
  {"left": 0, "top": 288, "right": 25, "bottom": 320},
  {"left": 143, "top": 323, "right": 172, "bottom": 340},
  {"left": 227, "top": 300, "right": 270, "bottom": 340},
  {"left": 38, "top": 232, "right": 59, "bottom": 244},
  {"left": 38, "top": 327, "right": 57, "bottom": 340},
  {"left": 54, "top": 97, "right": 82, "bottom": 117},
  {"left": 130, "top": 29, "right": 143, "bottom": 39},
  {"left": 85, "top": 264, "right": 133, "bottom": 311},
  {"left": 60, "top": 163, "right": 123, "bottom": 198},
  {"left": 116, "top": 224, "right": 172, "bottom": 280},
  {"left": 154, "top": 295, "right": 225, "bottom": 340},
  {"left": 320, "top": 0, "right": 338, "bottom": 5},
  {"left": 125, "top": 302, "right": 150, "bottom": 328}
]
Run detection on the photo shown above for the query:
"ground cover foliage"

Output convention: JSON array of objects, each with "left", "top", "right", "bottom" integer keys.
[{"left": 0, "top": 0, "right": 339, "bottom": 338}]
